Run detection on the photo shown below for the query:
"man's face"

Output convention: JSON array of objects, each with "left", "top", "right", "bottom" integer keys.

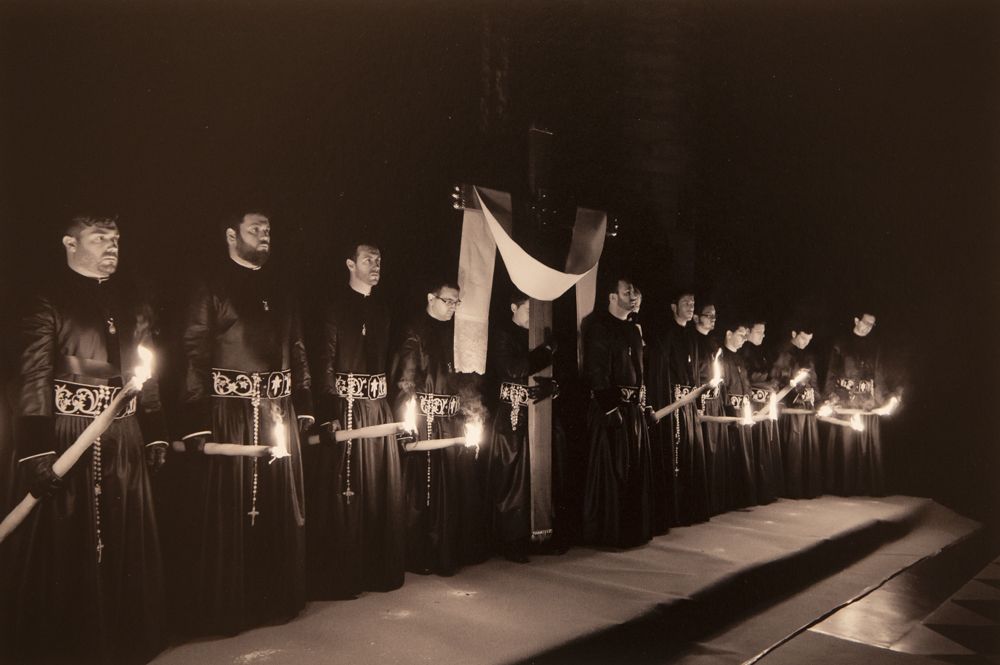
[
  {"left": 609, "top": 280, "right": 638, "bottom": 315},
  {"left": 347, "top": 245, "right": 381, "bottom": 287},
  {"left": 428, "top": 286, "right": 461, "bottom": 321},
  {"left": 791, "top": 331, "right": 814, "bottom": 349},
  {"left": 511, "top": 300, "right": 530, "bottom": 329},
  {"left": 64, "top": 223, "right": 120, "bottom": 278},
  {"left": 696, "top": 305, "right": 717, "bottom": 332},
  {"left": 671, "top": 294, "right": 696, "bottom": 323},
  {"left": 853, "top": 313, "right": 876, "bottom": 337},
  {"left": 726, "top": 326, "right": 749, "bottom": 351},
  {"left": 230, "top": 214, "right": 271, "bottom": 266},
  {"left": 748, "top": 323, "right": 766, "bottom": 346}
]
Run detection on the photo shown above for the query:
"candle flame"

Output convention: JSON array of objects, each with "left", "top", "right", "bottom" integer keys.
[
  {"left": 270, "top": 420, "right": 290, "bottom": 462},
  {"left": 741, "top": 399, "right": 754, "bottom": 426},
  {"left": 464, "top": 419, "right": 484, "bottom": 448},
  {"left": 877, "top": 396, "right": 900, "bottom": 416},
  {"left": 769, "top": 391, "right": 779, "bottom": 421},
  {"left": 817, "top": 403, "right": 834, "bottom": 418},
  {"left": 402, "top": 397, "right": 418, "bottom": 433},
  {"left": 791, "top": 369, "right": 809, "bottom": 387},
  {"left": 850, "top": 413, "right": 865, "bottom": 432},
  {"left": 134, "top": 344, "right": 154, "bottom": 386},
  {"left": 710, "top": 349, "right": 723, "bottom": 387}
]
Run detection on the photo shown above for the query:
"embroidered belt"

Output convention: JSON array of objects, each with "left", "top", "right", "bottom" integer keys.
[
  {"left": 500, "top": 382, "right": 530, "bottom": 431},
  {"left": 500, "top": 382, "right": 530, "bottom": 407},
  {"left": 416, "top": 392, "right": 460, "bottom": 418},
  {"left": 335, "top": 372, "right": 387, "bottom": 400},
  {"left": 673, "top": 384, "right": 694, "bottom": 400},
  {"left": 728, "top": 393, "right": 751, "bottom": 409},
  {"left": 792, "top": 386, "right": 816, "bottom": 408},
  {"left": 618, "top": 384, "right": 647, "bottom": 407},
  {"left": 54, "top": 380, "right": 136, "bottom": 419},
  {"left": 750, "top": 388, "right": 773, "bottom": 403},
  {"left": 836, "top": 377, "right": 874, "bottom": 396},
  {"left": 212, "top": 368, "right": 292, "bottom": 400}
]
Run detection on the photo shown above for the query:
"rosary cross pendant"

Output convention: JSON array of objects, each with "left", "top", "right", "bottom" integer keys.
[
  {"left": 342, "top": 488, "right": 354, "bottom": 504},
  {"left": 247, "top": 507, "right": 259, "bottom": 526}
]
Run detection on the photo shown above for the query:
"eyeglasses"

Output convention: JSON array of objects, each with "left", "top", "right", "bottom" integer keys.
[{"left": 434, "top": 295, "right": 462, "bottom": 307}]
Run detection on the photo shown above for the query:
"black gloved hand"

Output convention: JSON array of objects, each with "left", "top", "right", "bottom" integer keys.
[
  {"left": 145, "top": 443, "right": 168, "bottom": 473},
  {"left": 24, "top": 455, "right": 64, "bottom": 499},
  {"left": 396, "top": 430, "right": 416, "bottom": 447},
  {"left": 606, "top": 407, "right": 623, "bottom": 427},
  {"left": 297, "top": 415, "right": 315, "bottom": 436},
  {"left": 183, "top": 435, "right": 208, "bottom": 454},
  {"left": 643, "top": 406, "right": 658, "bottom": 428}
]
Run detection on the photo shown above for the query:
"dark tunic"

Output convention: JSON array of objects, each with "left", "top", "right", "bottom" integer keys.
[
  {"left": 2, "top": 269, "right": 167, "bottom": 665},
  {"left": 743, "top": 343, "right": 784, "bottom": 504},
  {"left": 581, "top": 310, "right": 654, "bottom": 548},
  {"left": 485, "top": 318, "right": 555, "bottom": 548},
  {"left": 693, "top": 331, "right": 729, "bottom": 515},
  {"left": 647, "top": 320, "right": 709, "bottom": 527},
  {"left": 772, "top": 342, "right": 823, "bottom": 499},
  {"left": 306, "top": 285, "right": 404, "bottom": 598},
  {"left": 823, "top": 332, "right": 886, "bottom": 496},
  {"left": 720, "top": 346, "right": 757, "bottom": 509},
  {"left": 389, "top": 312, "right": 484, "bottom": 575},
  {"left": 177, "top": 260, "right": 312, "bottom": 635}
]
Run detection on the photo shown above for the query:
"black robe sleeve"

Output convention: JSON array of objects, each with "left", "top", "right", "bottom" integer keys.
[
  {"left": 17, "top": 295, "right": 58, "bottom": 461},
  {"left": 133, "top": 300, "right": 168, "bottom": 444},
  {"left": 179, "top": 282, "right": 214, "bottom": 438},
  {"left": 289, "top": 301, "right": 313, "bottom": 419},
  {"left": 390, "top": 324, "right": 423, "bottom": 418},
  {"left": 584, "top": 317, "right": 619, "bottom": 413}
]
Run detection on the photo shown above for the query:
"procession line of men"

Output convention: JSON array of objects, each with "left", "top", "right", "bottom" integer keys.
[{"left": 0, "top": 211, "right": 894, "bottom": 665}]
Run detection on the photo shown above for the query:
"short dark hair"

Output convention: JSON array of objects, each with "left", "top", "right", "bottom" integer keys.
[
  {"left": 510, "top": 289, "right": 529, "bottom": 306},
  {"left": 750, "top": 318, "right": 767, "bottom": 328},
  {"left": 427, "top": 278, "right": 460, "bottom": 296},
  {"left": 722, "top": 318, "right": 751, "bottom": 335},
  {"left": 346, "top": 241, "right": 380, "bottom": 263},
  {"left": 222, "top": 209, "right": 270, "bottom": 235},
  {"left": 667, "top": 287, "right": 696, "bottom": 306},
  {"left": 604, "top": 273, "right": 635, "bottom": 297},
  {"left": 64, "top": 214, "right": 118, "bottom": 238}
]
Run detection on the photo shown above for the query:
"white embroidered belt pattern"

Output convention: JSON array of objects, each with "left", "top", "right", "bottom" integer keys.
[
  {"left": 417, "top": 392, "right": 460, "bottom": 418},
  {"left": 618, "top": 384, "right": 647, "bottom": 407},
  {"left": 335, "top": 372, "right": 387, "bottom": 400},
  {"left": 500, "top": 382, "right": 529, "bottom": 430},
  {"left": 54, "top": 380, "right": 136, "bottom": 419},
  {"left": 750, "top": 387, "right": 773, "bottom": 403},
  {"left": 212, "top": 368, "right": 292, "bottom": 399},
  {"left": 837, "top": 377, "right": 874, "bottom": 396},
  {"left": 728, "top": 393, "right": 751, "bottom": 409}
]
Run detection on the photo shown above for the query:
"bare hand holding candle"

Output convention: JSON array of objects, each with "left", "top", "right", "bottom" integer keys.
[{"left": 0, "top": 345, "right": 155, "bottom": 544}]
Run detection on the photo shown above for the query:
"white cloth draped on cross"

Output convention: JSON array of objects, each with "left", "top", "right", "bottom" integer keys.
[{"left": 454, "top": 185, "right": 607, "bottom": 373}]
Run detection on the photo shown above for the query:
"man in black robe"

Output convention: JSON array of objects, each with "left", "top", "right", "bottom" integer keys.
[
  {"left": 581, "top": 275, "right": 654, "bottom": 548},
  {"left": 390, "top": 279, "right": 484, "bottom": 575},
  {"left": 719, "top": 318, "right": 757, "bottom": 509},
  {"left": 647, "top": 290, "right": 710, "bottom": 528},
  {"left": 2, "top": 214, "right": 168, "bottom": 664},
  {"left": 307, "top": 241, "right": 404, "bottom": 597},
  {"left": 485, "top": 290, "right": 556, "bottom": 562},
  {"left": 772, "top": 325, "right": 823, "bottom": 499},
  {"left": 742, "top": 319, "right": 783, "bottom": 504},
  {"left": 177, "top": 210, "right": 313, "bottom": 635},
  {"left": 692, "top": 300, "right": 728, "bottom": 515},
  {"left": 823, "top": 311, "right": 887, "bottom": 496}
]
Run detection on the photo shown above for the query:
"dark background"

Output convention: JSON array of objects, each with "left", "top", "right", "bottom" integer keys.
[{"left": 1, "top": 1, "right": 997, "bottom": 525}]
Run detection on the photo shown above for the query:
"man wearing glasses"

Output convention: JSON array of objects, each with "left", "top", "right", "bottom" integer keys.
[{"left": 390, "top": 280, "right": 484, "bottom": 574}]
